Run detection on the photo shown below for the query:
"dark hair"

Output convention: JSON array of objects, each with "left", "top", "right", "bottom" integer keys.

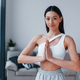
[{"left": 44, "top": 6, "right": 65, "bottom": 33}]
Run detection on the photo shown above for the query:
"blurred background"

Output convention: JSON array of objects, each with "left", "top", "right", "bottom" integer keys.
[
  {"left": 6, "top": 0, "right": 80, "bottom": 52},
  {"left": 0, "top": 0, "right": 80, "bottom": 80}
]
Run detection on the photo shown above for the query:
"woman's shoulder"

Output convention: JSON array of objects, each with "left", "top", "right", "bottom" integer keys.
[
  {"left": 34, "top": 34, "right": 44, "bottom": 39},
  {"left": 65, "top": 34, "right": 74, "bottom": 40},
  {"left": 32, "top": 34, "right": 44, "bottom": 42},
  {"left": 64, "top": 34, "right": 75, "bottom": 45}
]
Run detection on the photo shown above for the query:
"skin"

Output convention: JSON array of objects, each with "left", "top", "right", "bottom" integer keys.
[{"left": 18, "top": 11, "right": 80, "bottom": 72}]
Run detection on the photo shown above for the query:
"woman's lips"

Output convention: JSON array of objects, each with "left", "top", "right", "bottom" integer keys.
[{"left": 49, "top": 25, "right": 55, "bottom": 27}]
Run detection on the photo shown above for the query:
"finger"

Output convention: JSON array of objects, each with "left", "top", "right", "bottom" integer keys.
[
  {"left": 45, "top": 44, "right": 48, "bottom": 53},
  {"left": 46, "top": 49, "right": 48, "bottom": 58},
  {"left": 46, "top": 40, "right": 49, "bottom": 47},
  {"left": 44, "top": 45, "right": 46, "bottom": 52},
  {"left": 45, "top": 40, "right": 48, "bottom": 43},
  {"left": 45, "top": 44, "right": 48, "bottom": 50}
]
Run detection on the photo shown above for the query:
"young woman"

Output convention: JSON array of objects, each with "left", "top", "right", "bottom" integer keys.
[{"left": 18, "top": 6, "right": 80, "bottom": 80}]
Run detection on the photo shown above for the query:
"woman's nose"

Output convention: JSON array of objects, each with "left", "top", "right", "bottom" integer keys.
[{"left": 50, "top": 19, "right": 53, "bottom": 23}]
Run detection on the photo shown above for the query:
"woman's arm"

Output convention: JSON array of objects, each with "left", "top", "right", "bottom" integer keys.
[
  {"left": 17, "top": 35, "right": 45, "bottom": 63},
  {"left": 45, "top": 36, "right": 80, "bottom": 72}
]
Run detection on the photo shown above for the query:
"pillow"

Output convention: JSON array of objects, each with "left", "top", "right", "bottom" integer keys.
[
  {"left": 9, "top": 56, "right": 24, "bottom": 69},
  {"left": 33, "top": 63, "right": 40, "bottom": 68},
  {"left": 5, "top": 60, "right": 18, "bottom": 71},
  {"left": 22, "top": 63, "right": 34, "bottom": 70}
]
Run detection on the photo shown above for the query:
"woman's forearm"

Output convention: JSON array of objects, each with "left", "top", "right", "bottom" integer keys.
[
  {"left": 17, "top": 55, "right": 43, "bottom": 63},
  {"left": 49, "top": 57, "right": 80, "bottom": 72}
]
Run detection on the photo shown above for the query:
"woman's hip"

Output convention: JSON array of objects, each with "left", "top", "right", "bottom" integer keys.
[{"left": 35, "top": 68, "right": 66, "bottom": 80}]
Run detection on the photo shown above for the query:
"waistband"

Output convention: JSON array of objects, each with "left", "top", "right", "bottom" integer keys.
[{"left": 38, "top": 68, "right": 63, "bottom": 76}]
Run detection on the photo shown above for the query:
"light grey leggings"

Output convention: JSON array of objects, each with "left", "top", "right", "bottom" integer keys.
[{"left": 35, "top": 68, "right": 66, "bottom": 80}]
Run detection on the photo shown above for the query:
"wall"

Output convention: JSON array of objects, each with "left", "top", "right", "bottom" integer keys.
[
  {"left": 6, "top": 0, "right": 80, "bottom": 52},
  {"left": 5, "top": 0, "right": 80, "bottom": 77}
]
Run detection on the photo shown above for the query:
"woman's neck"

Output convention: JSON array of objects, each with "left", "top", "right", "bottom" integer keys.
[{"left": 48, "top": 30, "right": 61, "bottom": 37}]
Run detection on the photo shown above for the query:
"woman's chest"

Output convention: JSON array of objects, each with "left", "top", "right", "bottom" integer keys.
[{"left": 37, "top": 42, "right": 65, "bottom": 58}]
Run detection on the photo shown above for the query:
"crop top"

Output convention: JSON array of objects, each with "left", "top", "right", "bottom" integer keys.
[{"left": 37, "top": 33, "right": 67, "bottom": 60}]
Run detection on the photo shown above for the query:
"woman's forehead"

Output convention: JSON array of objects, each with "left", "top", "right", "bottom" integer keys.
[{"left": 46, "top": 11, "right": 59, "bottom": 17}]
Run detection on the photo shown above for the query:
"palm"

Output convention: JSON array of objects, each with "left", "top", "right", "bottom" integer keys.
[{"left": 45, "top": 40, "right": 52, "bottom": 60}]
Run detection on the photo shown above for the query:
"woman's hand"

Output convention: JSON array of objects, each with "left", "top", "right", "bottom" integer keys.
[
  {"left": 45, "top": 40, "right": 53, "bottom": 61},
  {"left": 41, "top": 44, "right": 47, "bottom": 61},
  {"left": 41, "top": 40, "right": 53, "bottom": 61}
]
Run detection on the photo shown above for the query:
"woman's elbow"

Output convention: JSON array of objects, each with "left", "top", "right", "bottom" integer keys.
[
  {"left": 17, "top": 58, "right": 20, "bottom": 63},
  {"left": 17, "top": 56, "right": 22, "bottom": 63},
  {"left": 75, "top": 64, "right": 80, "bottom": 72}
]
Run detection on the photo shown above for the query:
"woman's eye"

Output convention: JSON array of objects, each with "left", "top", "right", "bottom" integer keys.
[
  {"left": 46, "top": 18, "right": 50, "bottom": 20},
  {"left": 46, "top": 18, "right": 57, "bottom": 20},
  {"left": 53, "top": 18, "right": 57, "bottom": 20}
]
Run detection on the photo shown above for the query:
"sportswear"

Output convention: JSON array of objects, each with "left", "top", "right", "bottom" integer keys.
[
  {"left": 35, "top": 68, "right": 66, "bottom": 80},
  {"left": 37, "top": 33, "right": 66, "bottom": 60}
]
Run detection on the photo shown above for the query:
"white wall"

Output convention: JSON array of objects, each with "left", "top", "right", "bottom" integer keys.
[{"left": 6, "top": 0, "right": 80, "bottom": 53}]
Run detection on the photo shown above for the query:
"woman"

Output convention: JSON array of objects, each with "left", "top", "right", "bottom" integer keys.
[{"left": 18, "top": 6, "right": 80, "bottom": 80}]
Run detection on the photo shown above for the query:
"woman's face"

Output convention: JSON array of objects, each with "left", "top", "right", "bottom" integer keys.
[{"left": 45, "top": 11, "right": 62, "bottom": 31}]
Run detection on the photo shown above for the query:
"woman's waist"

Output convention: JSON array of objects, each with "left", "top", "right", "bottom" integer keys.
[{"left": 40, "top": 60, "right": 61, "bottom": 71}]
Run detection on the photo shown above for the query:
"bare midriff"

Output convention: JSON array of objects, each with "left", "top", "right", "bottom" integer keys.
[{"left": 40, "top": 60, "right": 61, "bottom": 71}]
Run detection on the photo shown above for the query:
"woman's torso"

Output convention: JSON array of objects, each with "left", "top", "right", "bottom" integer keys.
[{"left": 37, "top": 33, "right": 67, "bottom": 71}]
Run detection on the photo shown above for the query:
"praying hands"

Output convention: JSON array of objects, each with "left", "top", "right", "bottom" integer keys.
[{"left": 43, "top": 40, "right": 53, "bottom": 61}]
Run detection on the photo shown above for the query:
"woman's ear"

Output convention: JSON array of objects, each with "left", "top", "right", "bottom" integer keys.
[{"left": 59, "top": 16, "right": 63, "bottom": 23}]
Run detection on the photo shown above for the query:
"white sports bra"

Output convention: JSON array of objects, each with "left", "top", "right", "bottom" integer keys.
[{"left": 37, "top": 33, "right": 66, "bottom": 60}]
